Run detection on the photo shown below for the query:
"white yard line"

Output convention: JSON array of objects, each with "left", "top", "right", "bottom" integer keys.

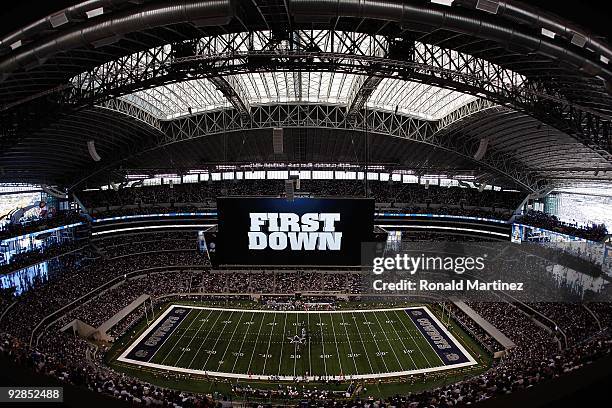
[
  {"left": 340, "top": 312, "right": 359, "bottom": 375},
  {"left": 293, "top": 313, "right": 299, "bottom": 378},
  {"left": 318, "top": 313, "right": 329, "bottom": 377},
  {"left": 158, "top": 308, "right": 206, "bottom": 365},
  {"left": 162, "top": 309, "right": 213, "bottom": 367},
  {"left": 393, "top": 309, "right": 441, "bottom": 367},
  {"left": 329, "top": 314, "right": 344, "bottom": 376},
  {"left": 277, "top": 312, "right": 289, "bottom": 376},
  {"left": 307, "top": 313, "right": 312, "bottom": 376},
  {"left": 217, "top": 311, "right": 245, "bottom": 371},
  {"left": 246, "top": 312, "right": 267, "bottom": 376},
  {"left": 360, "top": 311, "right": 389, "bottom": 372},
  {"left": 145, "top": 309, "right": 190, "bottom": 363},
  {"left": 371, "top": 310, "right": 405, "bottom": 371},
  {"left": 382, "top": 310, "right": 418, "bottom": 369},
  {"left": 185, "top": 310, "right": 225, "bottom": 369},
  {"left": 232, "top": 312, "right": 256, "bottom": 373},
  {"left": 118, "top": 305, "right": 477, "bottom": 381},
  {"left": 261, "top": 312, "right": 277, "bottom": 375},
  {"left": 349, "top": 312, "right": 376, "bottom": 374},
  {"left": 201, "top": 311, "right": 236, "bottom": 370}
]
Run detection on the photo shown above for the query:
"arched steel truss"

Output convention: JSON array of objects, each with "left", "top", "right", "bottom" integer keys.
[
  {"left": 79, "top": 101, "right": 539, "bottom": 192},
  {"left": 2, "top": 0, "right": 612, "bottom": 191},
  {"left": 59, "top": 29, "right": 610, "bottom": 157}
]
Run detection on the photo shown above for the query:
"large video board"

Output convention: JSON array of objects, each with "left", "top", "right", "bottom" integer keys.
[{"left": 217, "top": 197, "right": 374, "bottom": 266}]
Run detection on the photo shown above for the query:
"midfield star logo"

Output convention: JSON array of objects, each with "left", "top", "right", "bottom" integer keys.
[{"left": 248, "top": 212, "right": 342, "bottom": 250}]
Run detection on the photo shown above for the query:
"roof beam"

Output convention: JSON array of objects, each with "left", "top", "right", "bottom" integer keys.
[
  {"left": 53, "top": 29, "right": 610, "bottom": 154},
  {"left": 97, "top": 98, "right": 163, "bottom": 131},
  {"left": 207, "top": 76, "right": 251, "bottom": 119},
  {"left": 346, "top": 75, "right": 383, "bottom": 118},
  {"left": 145, "top": 104, "right": 539, "bottom": 192},
  {"left": 434, "top": 99, "right": 500, "bottom": 133}
]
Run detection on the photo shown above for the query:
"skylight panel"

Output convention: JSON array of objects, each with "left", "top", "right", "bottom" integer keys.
[{"left": 367, "top": 78, "right": 477, "bottom": 120}]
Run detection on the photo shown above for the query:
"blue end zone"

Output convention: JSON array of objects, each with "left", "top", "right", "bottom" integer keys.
[
  {"left": 405, "top": 308, "right": 470, "bottom": 365},
  {"left": 125, "top": 306, "right": 191, "bottom": 362}
]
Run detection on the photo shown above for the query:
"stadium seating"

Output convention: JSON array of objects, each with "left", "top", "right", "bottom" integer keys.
[{"left": 1, "top": 232, "right": 610, "bottom": 406}]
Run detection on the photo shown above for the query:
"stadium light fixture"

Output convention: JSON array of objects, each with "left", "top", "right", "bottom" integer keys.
[
  {"left": 49, "top": 12, "right": 69, "bottom": 28},
  {"left": 571, "top": 33, "right": 587, "bottom": 48},
  {"left": 431, "top": 0, "right": 453, "bottom": 6},
  {"left": 541, "top": 28, "right": 556, "bottom": 39},
  {"left": 86, "top": 7, "right": 104, "bottom": 19},
  {"left": 476, "top": 0, "right": 499, "bottom": 14}
]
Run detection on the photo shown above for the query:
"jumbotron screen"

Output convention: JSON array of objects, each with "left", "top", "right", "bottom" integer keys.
[{"left": 216, "top": 197, "right": 374, "bottom": 265}]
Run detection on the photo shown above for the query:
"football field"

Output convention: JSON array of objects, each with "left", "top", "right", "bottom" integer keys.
[{"left": 118, "top": 305, "right": 477, "bottom": 380}]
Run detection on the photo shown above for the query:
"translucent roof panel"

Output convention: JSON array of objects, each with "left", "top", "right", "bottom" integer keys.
[
  {"left": 81, "top": 30, "right": 524, "bottom": 121},
  {"left": 228, "top": 72, "right": 361, "bottom": 105},
  {"left": 367, "top": 78, "right": 478, "bottom": 120},
  {"left": 117, "top": 72, "right": 479, "bottom": 121},
  {"left": 120, "top": 78, "right": 229, "bottom": 120}
]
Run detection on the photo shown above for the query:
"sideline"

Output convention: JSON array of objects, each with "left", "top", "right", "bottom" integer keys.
[{"left": 117, "top": 305, "right": 478, "bottom": 381}]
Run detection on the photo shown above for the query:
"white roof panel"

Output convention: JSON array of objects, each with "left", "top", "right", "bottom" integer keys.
[{"left": 119, "top": 72, "right": 479, "bottom": 121}]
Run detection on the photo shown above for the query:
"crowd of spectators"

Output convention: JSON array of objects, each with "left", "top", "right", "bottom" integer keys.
[
  {"left": 0, "top": 210, "right": 84, "bottom": 240},
  {"left": 2, "top": 295, "right": 611, "bottom": 407},
  {"left": 0, "top": 240, "right": 86, "bottom": 275},
  {"left": 76, "top": 181, "right": 612, "bottom": 246},
  {"left": 97, "top": 231, "right": 198, "bottom": 257},
  {"left": 1, "top": 233, "right": 364, "bottom": 343},
  {"left": 468, "top": 302, "right": 560, "bottom": 358},
  {"left": 399, "top": 231, "right": 489, "bottom": 242},
  {"left": 188, "top": 270, "right": 360, "bottom": 294},
  {"left": 385, "top": 206, "right": 510, "bottom": 218},
  {"left": 441, "top": 302, "right": 504, "bottom": 354},
  {"left": 1, "top": 274, "right": 611, "bottom": 407},
  {"left": 517, "top": 210, "right": 608, "bottom": 241},
  {"left": 96, "top": 230, "right": 195, "bottom": 244},
  {"left": 0, "top": 331, "right": 216, "bottom": 407},
  {"left": 79, "top": 179, "right": 523, "bottom": 216},
  {"left": 526, "top": 302, "right": 603, "bottom": 344},
  {"left": 518, "top": 243, "right": 605, "bottom": 277},
  {"left": 62, "top": 271, "right": 191, "bottom": 329},
  {"left": 0, "top": 250, "right": 208, "bottom": 341},
  {"left": 399, "top": 300, "right": 612, "bottom": 407},
  {"left": 263, "top": 299, "right": 337, "bottom": 311},
  {"left": 90, "top": 203, "right": 513, "bottom": 224},
  {"left": 89, "top": 205, "right": 210, "bottom": 218},
  {"left": 1, "top": 228, "right": 611, "bottom": 407}
]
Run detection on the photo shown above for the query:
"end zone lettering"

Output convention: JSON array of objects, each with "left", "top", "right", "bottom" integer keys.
[
  {"left": 405, "top": 309, "right": 470, "bottom": 365},
  {"left": 415, "top": 317, "right": 451, "bottom": 350},
  {"left": 248, "top": 212, "right": 342, "bottom": 250},
  {"left": 124, "top": 307, "right": 190, "bottom": 362},
  {"left": 144, "top": 316, "right": 181, "bottom": 347}
]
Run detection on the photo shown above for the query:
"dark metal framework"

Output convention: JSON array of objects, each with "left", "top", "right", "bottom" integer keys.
[
  {"left": 1, "top": 0, "right": 612, "bottom": 191},
  {"left": 94, "top": 103, "right": 538, "bottom": 191},
  {"left": 61, "top": 28, "right": 610, "bottom": 156},
  {"left": 206, "top": 76, "right": 251, "bottom": 119},
  {"left": 346, "top": 75, "right": 384, "bottom": 119}
]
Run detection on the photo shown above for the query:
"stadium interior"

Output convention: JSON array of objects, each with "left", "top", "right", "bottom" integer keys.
[{"left": 1, "top": 0, "right": 612, "bottom": 407}]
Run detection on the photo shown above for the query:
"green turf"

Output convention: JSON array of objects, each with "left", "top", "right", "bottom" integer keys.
[
  {"left": 108, "top": 302, "right": 491, "bottom": 401},
  {"left": 126, "top": 306, "right": 464, "bottom": 379}
]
